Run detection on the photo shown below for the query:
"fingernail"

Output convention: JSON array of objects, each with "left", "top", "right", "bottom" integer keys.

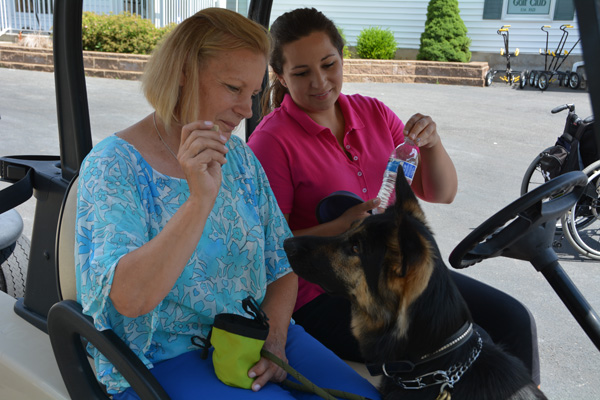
[
  {"left": 248, "top": 371, "right": 256, "bottom": 378},
  {"left": 220, "top": 134, "right": 227, "bottom": 142},
  {"left": 252, "top": 384, "right": 261, "bottom": 391},
  {"left": 374, "top": 198, "right": 381, "bottom": 205},
  {"left": 204, "top": 120, "right": 214, "bottom": 127}
]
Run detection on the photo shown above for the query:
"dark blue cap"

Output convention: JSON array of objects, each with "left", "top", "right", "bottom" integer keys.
[{"left": 316, "top": 190, "right": 365, "bottom": 224}]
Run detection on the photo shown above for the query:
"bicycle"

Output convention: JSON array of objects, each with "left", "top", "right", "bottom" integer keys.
[{"left": 520, "top": 103, "right": 597, "bottom": 256}]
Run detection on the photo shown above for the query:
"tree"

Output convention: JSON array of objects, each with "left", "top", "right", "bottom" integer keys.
[{"left": 417, "top": 0, "right": 471, "bottom": 63}]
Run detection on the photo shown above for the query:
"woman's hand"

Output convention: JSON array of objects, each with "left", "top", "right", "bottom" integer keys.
[
  {"left": 247, "top": 273, "right": 297, "bottom": 391},
  {"left": 337, "top": 198, "right": 379, "bottom": 229},
  {"left": 248, "top": 332, "right": 288, "bottom": 391},
  {"left": 404, "top": 113, "right": 440, "bottom": 149},
  {"left": 178, "top": 120, "right": 229, "bottom": 203},
  {"left": 404, "top": 113, "right": 458, "bottom": 204}
]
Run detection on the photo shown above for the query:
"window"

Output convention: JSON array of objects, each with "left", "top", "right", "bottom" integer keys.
[
  {"left": 483, "top": 0, "right": 575, "bottom": 20},
  {"left": 14, "top": 0, "right": 54, "bottom": 14}
]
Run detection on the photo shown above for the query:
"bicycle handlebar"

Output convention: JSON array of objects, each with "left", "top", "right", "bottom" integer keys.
[{"left": 552, "top": 104, "right": 575, "bottom": 114}]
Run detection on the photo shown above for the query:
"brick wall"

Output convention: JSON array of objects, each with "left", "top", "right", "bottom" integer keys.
[{"left": 0, "top": 43, "right": 489, "bottom": 86}]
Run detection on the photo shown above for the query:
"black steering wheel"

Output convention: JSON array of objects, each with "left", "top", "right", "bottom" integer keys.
[{"left": 449, "top": 171, "right": 588, "bottom": 269}]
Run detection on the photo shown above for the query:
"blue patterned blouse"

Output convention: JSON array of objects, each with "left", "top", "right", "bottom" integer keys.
[{"left": 75, "top": 134, "right": 292, "bottom": 394}]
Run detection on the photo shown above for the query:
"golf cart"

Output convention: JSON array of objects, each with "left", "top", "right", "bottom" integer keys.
[{"left": 0, "top": 0, "right": 599, "bottom": 398}]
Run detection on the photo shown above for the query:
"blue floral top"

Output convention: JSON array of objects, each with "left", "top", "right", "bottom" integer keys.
[{"left": 75, "top": 134, "right": 292, "bottom": 394}]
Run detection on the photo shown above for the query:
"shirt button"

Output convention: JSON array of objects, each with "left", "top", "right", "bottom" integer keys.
[
  {"left": 353, "top": 156, "right": 358, "bottom": 161},
  {"left": 357, "top": 171, "right": 363, "bottom": 177},
  {"left": 346, "top": 145, "right": 351, "bottom": 149},
  {"left": 362, "top": 188, "right": 367, "bottom": 193}
]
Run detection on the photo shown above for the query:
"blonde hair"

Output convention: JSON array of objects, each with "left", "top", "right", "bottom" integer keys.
[{"left": 142, "top": 8, "right": 270, "bottom": 129}]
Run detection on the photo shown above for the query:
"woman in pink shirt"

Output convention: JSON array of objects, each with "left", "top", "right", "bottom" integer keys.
[{"left": 248, "top": 7, "right": 539, "bottom": 386}]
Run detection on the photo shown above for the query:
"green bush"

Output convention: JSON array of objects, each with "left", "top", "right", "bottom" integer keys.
[
  {"left": 337, "top": 27, "right": 352, "bottom": 59},
  {"left": 356, "top": 27, "right": 397, "bottom": 60},
  {"left": 82, "top": 12, "right": 175, "bottom": 55},
  {"left": 417, "top": 0, "right": 471, "bottom": 63}
]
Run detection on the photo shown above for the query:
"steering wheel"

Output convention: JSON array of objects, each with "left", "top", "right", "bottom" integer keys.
[{"left": 449, "top": 171, "right": 588, "bottom": 269}]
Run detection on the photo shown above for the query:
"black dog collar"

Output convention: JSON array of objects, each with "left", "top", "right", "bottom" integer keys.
[{"left": 366, "top": 321, "right": 474, "bottom": 376}]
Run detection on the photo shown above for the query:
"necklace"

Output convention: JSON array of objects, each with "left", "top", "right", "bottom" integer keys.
[{"left": 153, "top": 112, "right": 178, "bottom": 160}]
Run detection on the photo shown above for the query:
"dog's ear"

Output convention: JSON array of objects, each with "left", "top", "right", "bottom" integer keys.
[
  {"left": 393, "top": 168, "right": 419, "bottom": 212},
  {"left": 393, "top": 214, "right": 428, "bottom": 277},
  {"left": 391, "top": 173, "right": 429, "bottom": 277}
]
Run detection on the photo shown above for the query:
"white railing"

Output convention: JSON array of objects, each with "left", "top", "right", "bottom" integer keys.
[{"left": 1, "top": 0, "right": 234, "bottom": 34}]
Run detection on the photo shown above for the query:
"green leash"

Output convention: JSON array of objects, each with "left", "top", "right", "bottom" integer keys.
[{"left": 260, "top": 349, "right": 374, "bottom": 400}]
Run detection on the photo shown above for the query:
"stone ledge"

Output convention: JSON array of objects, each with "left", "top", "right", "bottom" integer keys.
[{"left": 0, "top": 43, "right": 489, "bottom": 86}]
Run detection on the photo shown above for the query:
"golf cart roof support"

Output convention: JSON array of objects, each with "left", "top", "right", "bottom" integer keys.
[
  {"left": 573, "top": 0, "right": 600, "bottom": 158},
  {"left": 246, "top": 0, "right": 273, "bottom": 140},
  {"left": 53, "top": 0, "right": 93, "bottom": 182},
  {"left": 10, "top": 0, "right": 91, "bottom": 333}
]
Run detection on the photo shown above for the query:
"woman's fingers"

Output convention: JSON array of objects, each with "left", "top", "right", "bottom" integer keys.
[
  {"left": 178, "top": 122, "right": 229, "bottom": 171},
  {"left": 404, "top": 113, "right": 439, "bottom": 148},
  {"left": 248, "top": 357, "right": 286, "bottom": 392}
]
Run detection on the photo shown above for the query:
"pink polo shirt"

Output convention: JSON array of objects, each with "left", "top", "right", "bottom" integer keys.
[{"left": 248, "top": 93, "right": 405, "bottom": 311}]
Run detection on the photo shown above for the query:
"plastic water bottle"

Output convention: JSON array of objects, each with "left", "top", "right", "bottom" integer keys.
[{"left": 373, "top": 139, "right": 418, "bottom": 214}]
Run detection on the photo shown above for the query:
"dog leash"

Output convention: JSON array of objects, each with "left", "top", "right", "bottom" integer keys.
[{"left": 260, "top": 348, "right": 373, "bottom": 400}]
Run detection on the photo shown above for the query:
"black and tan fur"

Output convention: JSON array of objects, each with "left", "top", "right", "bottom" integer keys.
[{"left": 283, "top": 174, "right": 546, "bottom": 400}]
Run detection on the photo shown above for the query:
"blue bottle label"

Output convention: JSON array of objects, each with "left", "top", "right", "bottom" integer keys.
[
  {"left": 402, "top": 162, "right": 416, "bottom": 180},
  {"left": 386, "top": 159, "right": 401, "bottom": 172}
]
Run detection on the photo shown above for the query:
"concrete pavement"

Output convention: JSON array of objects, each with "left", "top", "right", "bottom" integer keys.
[{"left": 1, "top": 67, "right": 598, "bottom": 399}]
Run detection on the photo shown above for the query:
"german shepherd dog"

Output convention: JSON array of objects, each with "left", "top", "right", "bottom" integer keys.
[{"left": 283, "top": 174, "right": 546, "bottom": 399}]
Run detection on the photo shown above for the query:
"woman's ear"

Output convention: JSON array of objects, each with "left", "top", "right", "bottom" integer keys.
[{"left": 276, "top": 74, "right": 287, "bottom": 88}]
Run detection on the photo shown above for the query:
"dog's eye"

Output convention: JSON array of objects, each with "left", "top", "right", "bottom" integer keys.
[{"left": 352, "top": 244, "right": 360, "bottom": 254}]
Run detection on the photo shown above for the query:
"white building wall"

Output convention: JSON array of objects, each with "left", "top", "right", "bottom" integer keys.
[{"left": 269, "top": 0, "right": 581, "bottom": 56}]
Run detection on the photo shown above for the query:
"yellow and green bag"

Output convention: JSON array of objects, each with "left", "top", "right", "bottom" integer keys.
[{"left": 193, "top": 296, "right": 269, "bottom": 389}]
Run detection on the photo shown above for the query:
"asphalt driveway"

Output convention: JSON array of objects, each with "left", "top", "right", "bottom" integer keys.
[{"left": 1, "top": 67, "right": 598, "bottom": 399}]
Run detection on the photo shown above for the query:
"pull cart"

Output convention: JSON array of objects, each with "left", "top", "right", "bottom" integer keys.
[
  {"left": 526, "top": 25, "right": 582, "bottom": 91},
  {"left": 485, "top": 25, "right": 522, "bottom": 86}
]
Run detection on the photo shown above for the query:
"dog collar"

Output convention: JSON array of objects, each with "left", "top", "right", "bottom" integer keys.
[
  {"left": 366, "top": 321, "right": 474, "bottom": 376},
  {"left": 389, "top": 331, "right": 483, "bottom": 392}
]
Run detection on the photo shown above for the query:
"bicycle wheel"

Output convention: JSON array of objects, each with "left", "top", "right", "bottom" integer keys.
[
  {"left": 538, "top": 73, "right": 549, "bottom": 91},
  {"left": 519, "top": 71, "right": 527, "bottom": 89},
  {"left": 528, "top": 71, "right": 537, "bottom": 87},
  {"left": 521, "top": 151, "right": 548, "bottom": 196},
  {"left": 485, "top": 70, "right": 493, "bottom": 86},
  {"left": 568, "top": 72, "right": 581, "bottom": 90},
  {"left": 562, "top": 160, "right": 600, "bottom": 259},
  {"left": 520, "top": 149, "right": 564, "bottom": 233}
]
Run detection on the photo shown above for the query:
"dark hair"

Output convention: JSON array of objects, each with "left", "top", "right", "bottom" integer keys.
[{"left": 261, "top": 8, "right": 345, "bottom": 116}]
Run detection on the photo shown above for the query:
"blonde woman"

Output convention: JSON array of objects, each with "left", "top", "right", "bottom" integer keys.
[{"left": 76, "top": 8, "right": 380, "bottom": 400}]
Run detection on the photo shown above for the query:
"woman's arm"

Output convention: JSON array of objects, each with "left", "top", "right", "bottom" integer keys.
[
  {"left": 403, "top": 113, "right": 458, "bottom": 204},
  {"left": 289, "top": 198, "right": 380, "bottom": 237},
  {"left": 110, "top": 120, "right": 228, "bottom": 318}
]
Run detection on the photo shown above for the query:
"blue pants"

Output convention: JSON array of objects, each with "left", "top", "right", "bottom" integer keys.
[{"left": 113, "top": 324, "right": 381, "bottom": 400}]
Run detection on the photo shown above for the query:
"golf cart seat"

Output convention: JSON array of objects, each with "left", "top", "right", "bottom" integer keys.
[{"left": 47, "top": 175, "right": 170, "bottom": 400}]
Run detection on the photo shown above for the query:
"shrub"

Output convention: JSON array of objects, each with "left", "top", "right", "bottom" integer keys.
[
  {"left": 356, "top": 27, "right": 397, "bottom": 60},
  {"left": 337, "top": 26, "right": 352, "bottom": 59},
  {"left": 82, "top": 12, "right": 175, "bottom": 55},
  {"left": 417, "top": 0, "right": 472, "bottom": 63}
]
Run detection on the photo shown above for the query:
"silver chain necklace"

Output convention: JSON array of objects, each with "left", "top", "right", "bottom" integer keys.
[{"left": 153, "top": 112, "right": 178, "bottom": 160}]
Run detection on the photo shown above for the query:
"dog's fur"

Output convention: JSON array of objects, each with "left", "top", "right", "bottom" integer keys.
[{"left": 284, "top": 174, "right": 546, "bottom": 400}]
